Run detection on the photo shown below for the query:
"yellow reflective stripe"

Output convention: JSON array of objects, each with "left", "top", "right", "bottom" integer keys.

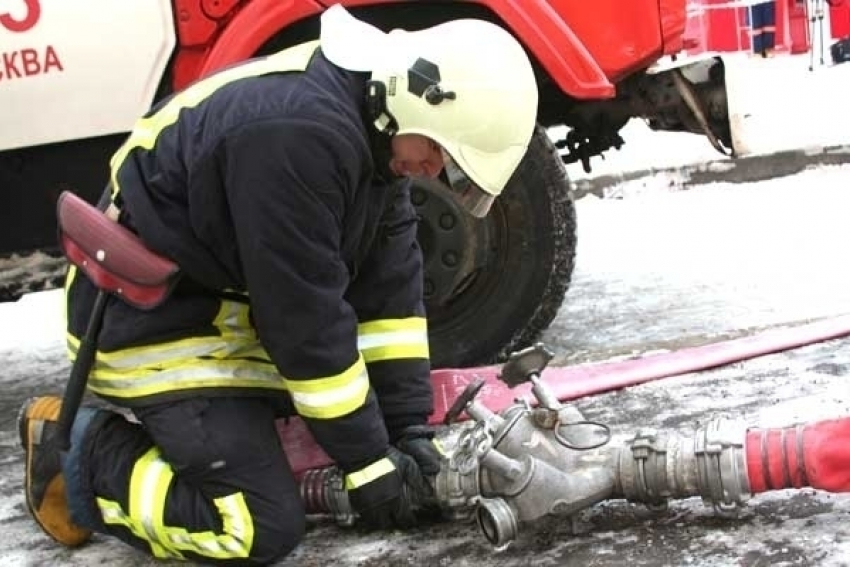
[
  {"left": 130, "top": 447, "right": 174, "bottom": 558},
  {"left": 98, "top": 497, "right": 132, "bottom": 528},
  {"left": 213, "top": 299, "right": 253, "bottom": 339},
  {"left": 97, "top": 448, "right": 254, "bottom": 560},
  {"left": 345, "top": 457, "right": 396, "bottom": 490},
  {"left": 66, "top": 300, "right": 270, "bottom": 370},
  {"left": 67, "top": 335, "right": 267, "bottom": 369},
  {"left": 154, "top": 493, "right": 253, "bottom": 559},
  {"left": 108, "top": 40, "right": 320, "bottom": 199},
  {"left": 90, "top": 359, "right": 280, "bottom": 381},
  {"left": 88, "top": 379, "right": 285, "bottom": 400},
  {"left": 210, "top": 493, "right": 254, "bottom": 557},
  {"left": 357, "top": 317, "right": 429, "bottom": 363},
  {"left": 358, "top": 317, "right": 427, "bottom": 335},
  {"left": 67, "top": 335, "right": 272, "bottom": 369},
  {"left": 283, "top": 355, "right": 370, "bottom": 419},
  {"left": 63, "top": 265, "right": 78, "bottom": 360},
  {"left": 160, "top": 493, "right": 254, "bottom": 559},
  {"left": 361, "top": 343, "right": 429, "bottom": 362},
  {"left": 65, "top": 296, "right": 281, "bottom": 399},
  {"left": 149, "top": 453, "right": 175, "bottom": 557},
  {"left": 87, "top": 362, "right": 286, "bottom": 399},
  {"left": 432, "top": 438, "right": 447, "bottom": 457},
  {"left": 64, "top": 264, "right": 77, "bottom": 296}
]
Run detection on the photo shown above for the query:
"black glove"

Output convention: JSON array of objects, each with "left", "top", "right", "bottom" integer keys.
[
  {"left": 392, "top": 424, "right": 443, "bottom": 476},
  {"left": 347, "top": 447, "right": 434, "bottom": 531}
]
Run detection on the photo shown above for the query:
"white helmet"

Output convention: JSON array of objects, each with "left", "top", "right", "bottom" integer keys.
[{"left": 320, "top": 5, "right": 538, "bottom": 217}]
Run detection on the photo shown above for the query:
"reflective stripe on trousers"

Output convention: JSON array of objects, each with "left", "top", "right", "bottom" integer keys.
[{"left": 97, "top": 447, "right": 255, "bottom": 560}]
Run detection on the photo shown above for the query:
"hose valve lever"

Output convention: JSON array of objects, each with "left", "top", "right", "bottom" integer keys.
[
  {"left": 444, "top": 377, "right": 487, "bottom": 425},
  {"left": 498, "top": 343, "right": 554, "bottom": 387},
  {"left": 499, "top": 343, "right": 561, "bottom": 410}
]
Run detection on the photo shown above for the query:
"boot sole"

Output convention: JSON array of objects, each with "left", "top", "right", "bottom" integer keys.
[
  {"left": 18, "top": 396, "right": 92, "bottom": 547},
  {"left": 18, "top": 396, "right": 51, "bottom": 533}
]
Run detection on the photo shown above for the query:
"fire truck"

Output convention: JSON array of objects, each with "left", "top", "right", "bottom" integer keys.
[{"left": 1, "top": 0, "right": 846, "bottom": 367}]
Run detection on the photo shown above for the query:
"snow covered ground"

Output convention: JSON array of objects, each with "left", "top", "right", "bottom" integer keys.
[{"left": 2, "top": 164, "right": 850, "bottom": 566}]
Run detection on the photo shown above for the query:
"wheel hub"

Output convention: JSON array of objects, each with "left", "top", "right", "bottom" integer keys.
[{"left": 412, "top": 180, "right": 489, "bottom": 307}]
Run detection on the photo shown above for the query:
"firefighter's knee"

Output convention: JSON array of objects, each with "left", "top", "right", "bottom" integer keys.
[
  {"left": 250, "top": 498, "right": 306, "bottom": 564},
  {"left": 267, "top": 511, "right": 306, "bottom": 562}
]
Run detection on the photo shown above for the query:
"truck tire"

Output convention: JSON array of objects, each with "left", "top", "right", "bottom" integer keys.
[{"left": 417, "top": 126, "right": 576, "bottom": 368}]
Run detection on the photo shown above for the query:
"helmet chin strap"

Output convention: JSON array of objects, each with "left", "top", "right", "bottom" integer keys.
[
  {"left": 362, "top": 80, "right": 400, "bottom": 182},
  {"left": 364, "top": 80, "right": 399, "bottom": 136}
]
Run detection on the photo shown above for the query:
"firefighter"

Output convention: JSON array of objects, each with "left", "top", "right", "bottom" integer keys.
[
  {"left": 18, "top": 5, "right": 538, "bottom": 566},
  {"left": 750, "top": 0, "right": 777, "bottom": 57}
]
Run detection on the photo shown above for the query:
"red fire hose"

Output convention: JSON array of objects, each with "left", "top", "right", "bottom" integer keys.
[
  {"left": 747, "top": 418, "right": 850, "bottom": 494},
  {"left": 281, "top": 314, "right": 850, "bottom": 477}
]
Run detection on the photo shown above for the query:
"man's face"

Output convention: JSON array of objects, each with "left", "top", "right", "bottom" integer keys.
[{"left": 389, "top": 134, "right": 444, "bottom": 179}]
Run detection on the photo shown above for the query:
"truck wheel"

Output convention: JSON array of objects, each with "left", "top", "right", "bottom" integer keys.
[{"left": 416, "top": 126, "right": 576, "bottom": 368}]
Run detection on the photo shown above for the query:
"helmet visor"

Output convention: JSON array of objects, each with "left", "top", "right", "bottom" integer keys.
[{"left": 440, "top": 149, "right": 496, "bottom": 218}]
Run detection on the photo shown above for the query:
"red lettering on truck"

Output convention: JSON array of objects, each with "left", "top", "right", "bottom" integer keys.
[
  {"left": 0, "top": 45, "right": 62, "bottom": 80},
  {"left": 0, "top": 0, "right": 41, "bottom": 33}
]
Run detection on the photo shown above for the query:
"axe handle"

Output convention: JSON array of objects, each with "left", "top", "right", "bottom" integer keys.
[{"left": 55, "top": 289, "right": 108, "bottom": 451}]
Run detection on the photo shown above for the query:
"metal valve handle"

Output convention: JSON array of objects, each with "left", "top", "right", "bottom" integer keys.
[
  {"left": 443, "top": 377, "right": 486, "bottom": 425},
  {"left": 498, "top": 343, "right": 555, "bottom": 387}
]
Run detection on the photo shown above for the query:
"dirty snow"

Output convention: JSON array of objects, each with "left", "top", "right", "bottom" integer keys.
[
  {"left": 549, "top": 164, "right": 850, "bottom": 365},
  {"left": 2, "top": 163, "right": 850, "bottom": 565}
]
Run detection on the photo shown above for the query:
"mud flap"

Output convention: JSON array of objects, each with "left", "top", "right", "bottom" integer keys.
[
  {"left": 722, "top": 52, "right": 847, "bottom": 156},
  {"left": 723, "top": 52, "right": 771, "bottom": 156}
]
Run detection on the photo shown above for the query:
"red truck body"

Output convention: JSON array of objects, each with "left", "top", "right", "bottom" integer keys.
[{"left": 171, "top": 0, "right": 687, "bottom": 98}]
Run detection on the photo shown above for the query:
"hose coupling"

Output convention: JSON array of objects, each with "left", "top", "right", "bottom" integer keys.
[{"left": 619, "top": 417, "right": 751, "bottom": 515}]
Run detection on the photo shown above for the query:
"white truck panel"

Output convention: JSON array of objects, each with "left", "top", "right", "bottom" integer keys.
[{"left": 0, "top": 0, "right": 176, "bottom": 151}]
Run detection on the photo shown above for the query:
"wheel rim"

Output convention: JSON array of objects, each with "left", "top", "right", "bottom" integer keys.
[{"left": 412, "top": 179, "right": 505, "bottom": 327}]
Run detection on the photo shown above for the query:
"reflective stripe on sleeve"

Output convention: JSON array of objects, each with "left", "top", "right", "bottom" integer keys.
[
  {"left": 283, "top": 354, "right": 370, "bottom": 419},
  {"left": 357, "top": 317, "right": 429, "bottom": 363},
  {"left": 344, "top": 457, "right": 396, "bottom": 490}
]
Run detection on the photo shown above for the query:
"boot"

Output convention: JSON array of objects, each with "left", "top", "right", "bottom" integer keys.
[{"left": 18, "top": 396, "right": 92, "bottom": 547}]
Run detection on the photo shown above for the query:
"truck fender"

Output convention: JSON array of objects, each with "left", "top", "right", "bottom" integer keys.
[
  {"left": 197, "top": 0, "right": 614, "bottom": 100},
  {"left": 475, "top": 0, "right": 614, "bottom": 99},
  {"left": 198, "top": 0, "right": 322, "bottom": 79}
]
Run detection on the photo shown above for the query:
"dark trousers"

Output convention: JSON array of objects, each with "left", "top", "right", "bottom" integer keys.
[
  {"left": 751, "top": 2, "right": 777, "bottom": 54},
  {"left": 83, "top": 397, "right": 305, "bottom": 565}
]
